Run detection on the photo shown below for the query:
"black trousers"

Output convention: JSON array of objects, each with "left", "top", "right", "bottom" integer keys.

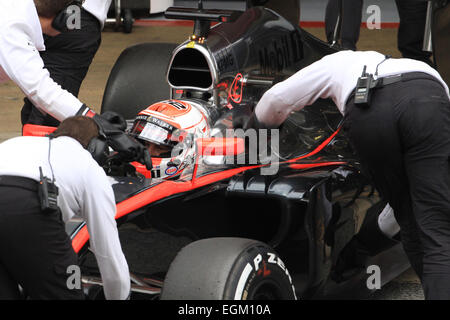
[
  {"left": 344, "top": 73, "right": 450, "bottom": 299},
  {"left": 0, "top": 178, "right": 84, "bottom": 300},
  {"left": 21, "top": 8, "right": 102, "bottom": 127},
  {"left": 395, "top": 0, "right": 433, "bottom": 66},
  {"left": 325, "top": 0, "right": 363, "bottom": 50}
]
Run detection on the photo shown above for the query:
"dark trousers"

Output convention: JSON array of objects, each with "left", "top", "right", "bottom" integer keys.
[
  {"left": 344, "top": 73, "right": 450, "bottom": 299},
  {"left": 325, "top": 0, "right": 363, "bottom": 50},
  {"left": 21, "top": 8, "right": 102, "bottom": 127},
  {"left": 395, "top": 0, "right": 433, "bottom": 66},
  {"left": 0, "top": 179, "right": 84, "bottom": 300}
]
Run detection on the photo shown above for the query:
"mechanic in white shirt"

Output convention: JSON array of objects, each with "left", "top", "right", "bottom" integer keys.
[
  {"left": 0, "top": 116, "right": 130, "bottom": 300},
  {"left": 21, "top": 0, "right": 113, "bottom": 127},
  {"left": 245, "top": 50, "right": 450, "bottom": 299},
  {"left": 0, "top": 0, "right": 152, "bottom": 170}
]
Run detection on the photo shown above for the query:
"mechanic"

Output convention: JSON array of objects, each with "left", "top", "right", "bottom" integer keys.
[
  {"left": 0, "top": 116, "right": 130, "bottom": 300},
  {"left": 21, "top": 0, "right": 113, "bottom": 127},
  {"left": 240, "top": 50, "right": 450, "bottom": 299},
  {"left": 0, "top": 0, "right": 151, "bottom": 169}
]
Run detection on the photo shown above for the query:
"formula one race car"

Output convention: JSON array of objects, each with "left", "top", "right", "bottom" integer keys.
[{"left": 24, "top": 2, "right": 419, "bottom": 300}]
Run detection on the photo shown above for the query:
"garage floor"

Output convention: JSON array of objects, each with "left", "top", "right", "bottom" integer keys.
[{"left": 0, "top": 14, "right": 423, "bottom": 299}]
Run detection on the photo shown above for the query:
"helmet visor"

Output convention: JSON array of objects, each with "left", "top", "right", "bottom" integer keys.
[{"left": 130, "top": 116, "right": 188, "bottom": 149}]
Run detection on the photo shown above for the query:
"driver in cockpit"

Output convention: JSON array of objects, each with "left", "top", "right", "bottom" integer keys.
[{"left": 129, "top": 100, "right": 210, "bottom": 180}]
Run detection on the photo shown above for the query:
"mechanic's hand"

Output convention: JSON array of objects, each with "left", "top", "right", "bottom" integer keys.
[
  {"left": 104, "top": 156, "right": 139, "bottom": 177},
  {"left": 84, "top": 284, "right": 105, "bottom": 300},
  {"left": 99, "top": 111, "right": 127, "bottom": 131},
  {"left": 232, "top": 101, "right": 259, "bottom": 130},
  {"left": 103, "top": 130, "right": 153, "bottom": 171},
  {"left": 231, "top": 102, "right": 279, "bottom": 166}
]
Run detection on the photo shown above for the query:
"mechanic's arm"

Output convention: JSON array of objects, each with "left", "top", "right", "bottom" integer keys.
[
  {"left": 81, "top": 163, "right": 131, "bottom": 300},
  {"left": 255, "top": 55, "right": 336, "bottom": 128},
  {"left": 0, "top": 21, "right": 82, "bottom": 121},
  {"left": 83, "top": 0, "right": 113, "bottom": 28}
]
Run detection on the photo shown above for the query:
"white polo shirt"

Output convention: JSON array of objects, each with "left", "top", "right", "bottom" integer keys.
[
  {"left": 0, "top": 0, "right": 83, "bottom": 121},
  {"left": 255, "top": 50, "right": 450, "bottom": 127},
  {"left": 0, "top": 136, "right": 130, "bottom": 300}
]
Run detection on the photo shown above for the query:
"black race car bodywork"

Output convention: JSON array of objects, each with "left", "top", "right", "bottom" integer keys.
[{"left": 24, "top": 4, "right": 418, "bottom": 299}]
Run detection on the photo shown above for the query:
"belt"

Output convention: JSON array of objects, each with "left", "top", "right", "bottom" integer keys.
[
  {"left": 346, "top": 72, "right": 444, "bottom": 106},
  {"left": 0, "top": 175, "right": 38, "bottom": 192}
]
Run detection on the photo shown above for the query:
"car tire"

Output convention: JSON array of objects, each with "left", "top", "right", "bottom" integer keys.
[
  {"left": 160, "top": 237, "right": 297, "bottom": 300},
  {"left": 101, "top": 42, "right": 178, "bottom": 120}
]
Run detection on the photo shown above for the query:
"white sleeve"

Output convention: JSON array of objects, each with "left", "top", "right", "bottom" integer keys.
[
  {"left": 255, "top": 55, "right": 335, "bottom": 127},
  {"left": 0, "top": 21, "right": 83, "bottom": 121},
  {"left": 81, "top": 163, "right": 130, "bottom": 300},
  {"left": 83, "top": 0, "right": 113, "bottom": 27}
]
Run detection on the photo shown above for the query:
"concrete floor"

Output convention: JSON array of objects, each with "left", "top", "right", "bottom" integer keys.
[{"left": 0, "top": 10, "right": 423, "bottom": 299}]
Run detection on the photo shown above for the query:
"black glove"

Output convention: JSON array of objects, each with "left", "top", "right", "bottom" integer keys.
[
  {"left": 232, "top": 102, "right": 281, "bottom": 167},
  {"left": 232, "top": 101, "right": 262, "bottom": 130},
  {"left": 98, "top": 111, "right": 127, "bottom": 131},
  {"left": 95, "top": 114, "right": 152, "bottom": 170}
]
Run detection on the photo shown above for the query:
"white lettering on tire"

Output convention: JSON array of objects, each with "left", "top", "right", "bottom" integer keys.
[{"left": 234, "top": 263, "right": 254, "bottom": 300}]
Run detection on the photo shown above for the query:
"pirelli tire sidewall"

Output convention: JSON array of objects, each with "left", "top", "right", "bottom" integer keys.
[
  {"left": 160, "top": 238, "right": 297, "bottom": 300},
  {"left": 223, "top": 244, "right": 297, "bottom": 300}
]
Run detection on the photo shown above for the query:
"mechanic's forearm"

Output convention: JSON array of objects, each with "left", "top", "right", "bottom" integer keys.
[
  {"left": 26, "top": 76, "right": 84, "bottom": 121},
  {"left": 255, "top": 88, "right": 293, "bottom": 128},
  {"left": 87, "top": 216, "right": 131, "bottom": 300},
  {"left": 95, "top": 253, "right": 131, "bottom": 300},
  {"left": 255, "top": 56, "right": 334, "bottom": 127},
  {"left": 83, "top": 170, "right": 132, "bottom": 300},
  {"left": 0, "top": 24, "right": 83, "bottom": 121}
]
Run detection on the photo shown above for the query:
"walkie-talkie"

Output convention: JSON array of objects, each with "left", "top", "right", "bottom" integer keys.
[
  {"left": 354, "top": 56, "right": 391, "bottom": 108},
  {"left": 354, "top": 65, "right": 375, "bottom": 108},
  {"left": 38, "top": 135, "right": 59, "bottom": 214},
  {"left": 38, "top": 166, "right": 59, "bottom": 213}
]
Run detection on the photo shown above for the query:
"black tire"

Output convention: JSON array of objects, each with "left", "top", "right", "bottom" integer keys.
[
  {"left": 123, "top": 9, "right": 133, "bottom": 34},
  {"left": 101, "top": 42, "right": 178, "bottom": 120},
  {"left": 160, "top": 237, "right": 297, "bottom": 300}
]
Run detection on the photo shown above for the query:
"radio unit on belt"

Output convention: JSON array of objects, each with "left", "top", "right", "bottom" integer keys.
[
  {"left": 354, "top": 55, "right": 393, "bottom": 108},
  {"left": 354, "top": 65, "right": 376, "bottom": 108}
]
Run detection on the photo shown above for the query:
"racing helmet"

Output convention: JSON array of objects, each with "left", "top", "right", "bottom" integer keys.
[{"left": 129, "top": 99, "right": 210, "bottom": 179}]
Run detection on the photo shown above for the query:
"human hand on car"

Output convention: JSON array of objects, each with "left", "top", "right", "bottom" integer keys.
[
  {"left": 232, "top": 101, "right": 263, "bottom": 130},
  {"left": 78, "top": 107, "right": 153, "bottom": 170}
]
